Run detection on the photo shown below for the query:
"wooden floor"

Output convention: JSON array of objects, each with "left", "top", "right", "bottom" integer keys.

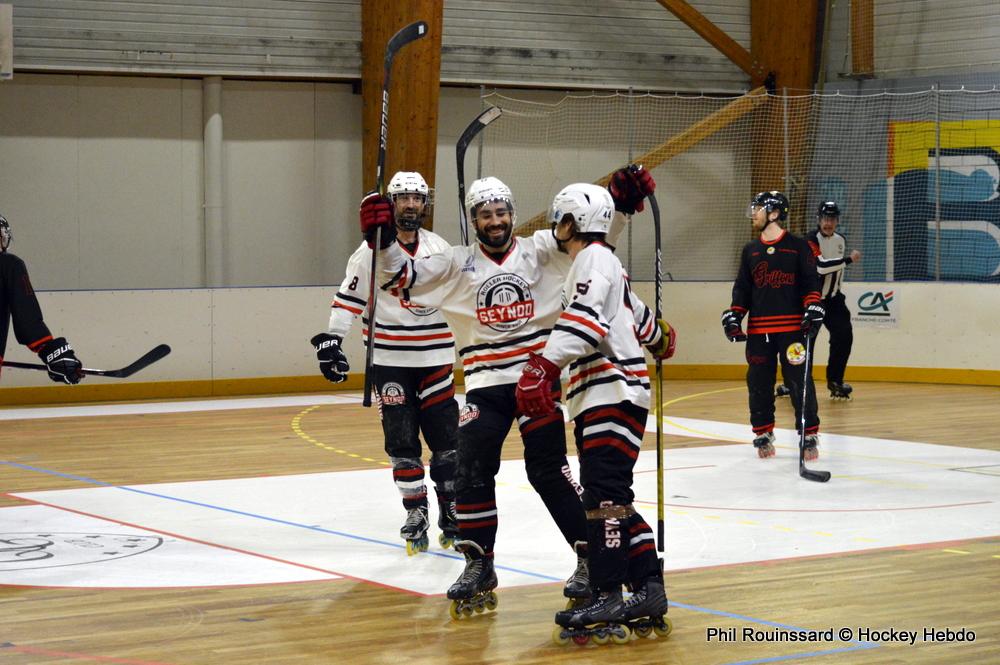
[{"left": 1, "top": 380, "right": 999, "bottom": 664}]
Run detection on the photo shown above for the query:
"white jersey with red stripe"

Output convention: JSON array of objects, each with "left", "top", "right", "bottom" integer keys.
[
  {"left": 538, "top": 242, "right": 659, "bottom": 419},
  {"left": 378, "top": 229, "right": 573, "bottom": 391},
  {"left": 328, "top": 229, "right": 455, "bottom": 367}
]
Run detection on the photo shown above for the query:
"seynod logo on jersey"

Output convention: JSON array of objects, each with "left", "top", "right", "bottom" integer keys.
[
  {"left": 379, "top": 382, "right": 407, "bottom": 406},
  {"left": 476, "top": 273, "right": 535, "bottom": 332},
  {"left": 576, "top": 280, "right": 591, "bottom": 295}
]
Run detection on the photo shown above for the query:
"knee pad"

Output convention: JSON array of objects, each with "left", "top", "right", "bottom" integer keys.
[
  {"left": 390, "top": 457, "right": 426, "bottom": 500},
  {"left": 430, "top": 449, "right": 456, "bottom": 493}
]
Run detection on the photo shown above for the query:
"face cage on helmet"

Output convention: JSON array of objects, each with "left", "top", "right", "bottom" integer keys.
[
  {"left": 391, "top": 191, "right": 432, "bottom": 231},
  {"left": 470, "top": 197, "right": 514, "bottom": 225}
]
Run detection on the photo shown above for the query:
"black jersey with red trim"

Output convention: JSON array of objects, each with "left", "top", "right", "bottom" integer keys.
[
  {"left": 729, "top": 230, "right": 821, "bottom": 335},
  {"left": 0, "top": 252, "right": 53, "bottom": 366}
]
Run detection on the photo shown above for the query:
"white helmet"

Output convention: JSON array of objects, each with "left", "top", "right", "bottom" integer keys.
[
  {"left": 0, "top": 214, "right": 11, "bottom": 252},
  {"left": 549, "top": 183, "right": 614, "bottom": 234},
  {"left": 465, "top": 176, "right": 516, "bottom": 227},
  {"left": 388, "top": 171, "right": 429, "bottom": 199},
  {"left": 387, "top": 171, "right": 432, "bottom": 230}
]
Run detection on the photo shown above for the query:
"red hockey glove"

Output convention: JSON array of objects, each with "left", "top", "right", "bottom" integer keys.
[
  {"left": 515, "top": 353, "right": 561, "bottom": 418},
  {"left": 721, "top": 309, "right": 747, "bottom": 343},
  {"left": 608, "top": 165, "right": 655, "bottom": 215},
  {"left": 359, "top": 191, "right": 396, "bottom": 249},
  {"left": 646, "top": 320, "right": 677, "bottom": 360}
]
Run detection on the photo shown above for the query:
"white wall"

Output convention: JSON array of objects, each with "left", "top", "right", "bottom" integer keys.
[
  {"left": 0, "top": 74, "right": 492, "bottom": 291},
  {"left": 1, "top": 281, "right": 995, "bottom": 389}
]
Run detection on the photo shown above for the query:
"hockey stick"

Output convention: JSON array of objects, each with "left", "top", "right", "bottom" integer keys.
[
  {"left": 648, "top": 189, "right": 666, "bottom": 552},
  {"left": 456, "top": 106, "right": 502, "bottom": 245},
  {"left": 798, "top": 334, "right": 831, "bottom": 482},
  {"left": 2, "top": 344, "right": 171, "bottom": 379},
  {"left": 362, "top": 20, "right": 428, "bottom": 408}
]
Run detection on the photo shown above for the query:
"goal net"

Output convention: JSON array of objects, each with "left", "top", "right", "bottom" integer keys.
[{"left": 478, "top": 87, "right": 1000, "bottom": 283}]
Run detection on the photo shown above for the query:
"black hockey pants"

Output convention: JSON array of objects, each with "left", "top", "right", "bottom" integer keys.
[
  {"left": 746, "top": 331, "right": 819, "bottom": 435},
  {"left": 453, "top": 383, "right": 586, "bottom": 555},
  {"left": 372, "top": 364, "right": 458, "bottom": 510}
]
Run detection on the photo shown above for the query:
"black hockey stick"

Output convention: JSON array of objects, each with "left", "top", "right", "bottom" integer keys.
[
  {"left": 648, "top": 188, "right": 667, "bottom": 552},
  {"left": 362, "top": 20, "right": 428, "bottom": 408},
  {"left": 2, "top": 344, "right": 171, "bottom": 378},
  {"left": 456, "top": 106, "right": 502, "bottom": 245},
  {"left": 799, "top": 334, "right": 831, "bottom": 482}
]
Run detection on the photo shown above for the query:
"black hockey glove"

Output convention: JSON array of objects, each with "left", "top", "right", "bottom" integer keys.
[
  {"left": 800, "top": 303, "right": 826, "bottom": 338},
  {"left": 311, "top": 333, "right": 349, "bottom": 383},
  {"left": 721, "top": 309, "right": 747, "bottom": 343},
  {"left": 38, "top": 337, "right": 84, "bottom": 384}
]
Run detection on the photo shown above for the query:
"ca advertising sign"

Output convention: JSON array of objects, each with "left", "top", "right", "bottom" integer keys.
[{"left": 851, "top": 289, "right": 900, "bottom": 328}]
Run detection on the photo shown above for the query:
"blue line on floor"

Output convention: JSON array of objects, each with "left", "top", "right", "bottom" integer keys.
[{"left": 3, "top": 459, "right": 880, "bottom": 663}]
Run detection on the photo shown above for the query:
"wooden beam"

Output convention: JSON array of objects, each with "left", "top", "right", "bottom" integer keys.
[
  {"left": 751, "top": 0, "right": 820, "bottom": 90},
  {"left": 361, "top": 0, "right": 443, "bottom": 228},
  {"left": 517, "top": 87, "right": 772, "bottom": 234},
  {"left": 851, "top": 0, "right": 875, "bottom": 77},
  {"left": 656, "top": 0, "right": 758, "bottom": 78}
]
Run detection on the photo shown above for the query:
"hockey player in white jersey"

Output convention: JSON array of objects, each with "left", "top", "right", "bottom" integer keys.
[
  {"left": 359, "top": 167, "right": 655, "bottom": 618},
  {"left": 515, "top": 183, "right": 676, "bottom": 644},
  {"left": 311, "top": 171, "right": 459, "bottom": 555}
]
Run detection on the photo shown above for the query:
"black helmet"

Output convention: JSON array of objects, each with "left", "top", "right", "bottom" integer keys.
[
  {"left": 816, "top": 201, "right": 840, "bottom": 219},
  {"left": 747, "top": 191, "right": 789, "bottom": 221}
]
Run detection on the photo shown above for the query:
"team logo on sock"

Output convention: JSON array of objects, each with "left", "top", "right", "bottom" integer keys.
[
  {"left": 459, "top": 403, "right": 480, "bottom": 426},
  {"left": 380, "top": 382, "right": 407, "bottom": 405},
  {"left": 786, "top": 342, "right": 806, "bottom": 365}
]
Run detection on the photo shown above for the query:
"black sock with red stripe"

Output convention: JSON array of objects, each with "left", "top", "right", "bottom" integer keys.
[
  {"left": 455, "top": 486, "right": 498, "bottom": 554},
  {"left": 625, "top": 513, "right": 659, "bottom": 588}
]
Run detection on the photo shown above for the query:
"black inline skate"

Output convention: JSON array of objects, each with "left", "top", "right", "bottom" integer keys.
[
  {"left": 803, "top": 434, "right": 820, "bottom": 461},
  {"left": 400, "top": 505, "right": 429, "bottom": 556},
  {"left": 828, "top": 381, "right": 853, "bottom": 401},
  {"left": 563, "top": 541, "right": 591, "bottom": 609},
  {"left": 437, "top": 496, "right": 459, "bottom": 549},
  {"left": 775, "top": 383, "right": 792, "bottom": 397},
  {"left": 552, "top": 589, "right": 631, "bottom": 646},
  {"left": 753, "top": 431, "right": 776, "bottom": 459},
  {"left": 447, "top": 540, "right": 498, "bottom": 620},
  {"left": 622, "top": 576, "right": 672, "bottom": 640}
]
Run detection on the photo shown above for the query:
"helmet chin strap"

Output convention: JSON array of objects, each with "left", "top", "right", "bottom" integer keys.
[{"left": 551, "top": 222, "right": 575, "bottom": 254}]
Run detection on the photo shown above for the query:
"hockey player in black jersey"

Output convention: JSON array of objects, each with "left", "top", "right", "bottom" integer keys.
[
  {"left": 0, "top": 214, "right": 84, "bottom": 385},
  {"left": 722, "top": 192, "right": 823, "bottom": 460},
  {"left": 516, "top": 183, "right": 676, "bottom": 645}
]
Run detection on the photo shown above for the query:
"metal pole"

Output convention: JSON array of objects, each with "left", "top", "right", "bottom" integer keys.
[
  {"left": 626, "top": 86, "right": 635, "bottom": 274},
  {"left": 203, "top": 76, "right": 224, "bottom": 287},
  {"left": 934, "top": 84, "right": 941, "bottom": 281},
  {"left": 783, "top": 88, "right": 791, "bottom": 196}
]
